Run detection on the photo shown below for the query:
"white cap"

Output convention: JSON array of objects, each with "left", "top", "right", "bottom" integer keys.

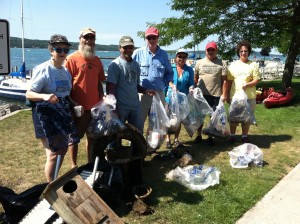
[{"left": 176, "top": 48, "right": 188, "bottom": 56}]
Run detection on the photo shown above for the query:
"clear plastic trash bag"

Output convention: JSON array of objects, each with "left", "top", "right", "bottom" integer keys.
[
  {"left": 182, "top": 92, "right": 206, "bottom": 137},
  {"left": 228, "top": 143, "right": 263, "bottom": 168},
  {"left": 202, "top": 99, "right": 229, "bottom": 138},
  {"left": 147, "top": 94, "right": 170, "bottom": 151},
  {"left": 166, "top": 165, "right": 221, "bottom": 191},
  {"left": 228, "top": 91, "right": 256, "bottom": 125}
]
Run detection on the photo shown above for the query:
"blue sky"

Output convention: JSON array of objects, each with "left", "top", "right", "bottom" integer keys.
[{"left": 1, "top": 0, "right": 214, "bottom": 51}]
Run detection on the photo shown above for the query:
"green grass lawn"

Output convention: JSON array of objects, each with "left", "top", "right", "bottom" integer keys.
[{"left": 0, "top": 78, "right": 299, "bottom": 224}]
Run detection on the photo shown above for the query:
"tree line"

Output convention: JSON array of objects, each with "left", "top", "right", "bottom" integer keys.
[{"left": 10, "top": 37, "right": 119, "bottom": 51}]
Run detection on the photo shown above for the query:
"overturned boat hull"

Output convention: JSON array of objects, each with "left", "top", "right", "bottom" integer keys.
[{"left": 263, "top": 88, "right": 294, "bottom": 108}]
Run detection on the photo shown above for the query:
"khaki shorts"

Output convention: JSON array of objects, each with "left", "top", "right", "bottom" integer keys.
[{"left": 73, "top": 110, "right": 92, "bottom": 138}]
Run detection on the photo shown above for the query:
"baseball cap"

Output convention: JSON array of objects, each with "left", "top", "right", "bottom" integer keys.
[
  {"left": 119, "top": 36, "right": 134, "bottom": 47},
  {"left": 80, "top": 28, "right": 96, "bottom": 37},
  {"left": 145, "top": 27, "right": 159, "bottom": 37},
  {"left": 206, "top": 41, "right": 218, "bottom": 50},
  {"left": 49, "top": 34, "right": 71, "bottom": 46},
  {"left": 176, "top": 48, "right": 188, "bottom": 56}
]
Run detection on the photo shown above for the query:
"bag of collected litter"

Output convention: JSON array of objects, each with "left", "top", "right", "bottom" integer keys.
[
  {"left": 87, "top": 94, "right": 126, "bottom": 139},
  {"left": 182, "top": 89, "right": 209, "bottom": 137},
  {"left": 147, "top": 94, "right": 170, "bottom": 151},
  {"left": 177, "top": 91, "right": 190, "bottom": 121},
  {"left": 228, "top": 91, "right": 256, "bottom": 125},
  {"left": 165, "top": 88, "right": 181, "bottom": 134},
  {"left": 202, "top": 99, "right": 229, "bottom": 138},
  {"left": 166, "top": 165, "right": 221, "bottom": 191},
  {"left": 193, "top": 87, "right": 214, "bottom": 115},
  {"left": 228, "top": 143, "right": 263, "bottom": 168}
]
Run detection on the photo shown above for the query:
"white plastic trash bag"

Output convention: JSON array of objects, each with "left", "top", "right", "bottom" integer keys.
[
  {"left": 228, "top": 143, "right": 263, "bottom": 168},
  {"left": 166, "top": 165, "right": 221, "bottom": 191},
  {"left": 202, "top": 99, "right": 229, "bottom": 138},
  {"left": 228, "top": 91, "right": 256, "bottom": 125},
  {"left": 147, "top": 94, "right": 170, "bottom": 151}
]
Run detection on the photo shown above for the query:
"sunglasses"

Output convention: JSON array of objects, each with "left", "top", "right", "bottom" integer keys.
[
  {"left": 177, "top": 55, "right": 187, "bottom": 59},
  {"left": 122, "top": 45, "right": 134, "bottom": 50},
  {"left": 146, "top": 36, "right": 157, "bottom": 40},
  {"left": 82, "top": 35, "right": 95, "bottom": 40},
  {"left": 240, "top": 50, "right": 249, "bottom": 53},
  {"left": 207, "top": 48, "right": 216, "bottom": 52},
  {"left": 53, "top": 47, "right": 70, "bottom": 54}
]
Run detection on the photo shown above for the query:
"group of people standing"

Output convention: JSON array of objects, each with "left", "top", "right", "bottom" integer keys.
[{"left": 25, "top": 26, "right": 260, "bottom": 183}]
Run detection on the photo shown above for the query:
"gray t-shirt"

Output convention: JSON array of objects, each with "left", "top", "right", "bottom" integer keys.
[
  {"left": 106, "top": 56, "right": 141, "bottom": 110},
  {"left": 30, "top": 60, "right": 72, "bottom": 97}
]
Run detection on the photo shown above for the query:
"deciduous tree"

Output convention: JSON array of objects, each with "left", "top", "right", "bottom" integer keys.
[{"left": 142, "top": 0, "right": 300, "bottom": 88}]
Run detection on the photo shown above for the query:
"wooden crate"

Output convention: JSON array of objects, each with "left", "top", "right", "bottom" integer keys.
[{"left": 41, "top": 167, "right": 124, "bottom": 224}]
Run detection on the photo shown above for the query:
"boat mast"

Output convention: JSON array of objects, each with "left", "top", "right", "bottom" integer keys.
[{"left": 21, "top": 0, "right": 25, "bottom": 63}]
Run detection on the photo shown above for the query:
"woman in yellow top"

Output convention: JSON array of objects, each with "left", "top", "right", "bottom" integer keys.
[{"left": 226, "top": 40, "right": 261, "bottom": 143}]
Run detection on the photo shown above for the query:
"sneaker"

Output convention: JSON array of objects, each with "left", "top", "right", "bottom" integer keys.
[
  {"left": 194, "top": 135, "right": 203, "bottom": 144},
  {"left": 207, "top": 137, "right": 215, "bottom": 146},
  {"left": 228, "top": 136, "right": 236, "bottom": 144},
  {"left": 165, "top": 141, "right": 172, "bottom": 149},
  {"left": 242, "top": 137, "right": 250, "bottom": 143},
  {"left": 173, "top": 140, "right": 184, "bottom": 149}
]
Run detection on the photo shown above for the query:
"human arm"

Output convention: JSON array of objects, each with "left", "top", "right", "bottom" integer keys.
[
  {"left": 225, "top": 79, "right": 232, "bottom": 104},
  {"left": 106, "top": 82, "right": 117, "bottom": 96},
  {"left": 242, "top": 62, "right": 261, "bottom": 90},
  {"left": 221, "top": 75, "right": 228, "bottom": 101},
  {"left": 98, "top": 60, "right": 106, "bottom": 100},
  {"left": 98, "top": 80, "right": 105, "bottom": 99},
  {"left": 242, "top": 79, "right": 260, "bottom": 90},
  {"left": 194, "top": 63, "right": 199, "bottom": 87},
  {"left": 26, "top": 89, "right": 59, "bottom": 104},
  {"left": 188, "top": 66, "right": 195, "bottom": 93},
  {"left": 137, "top": 84, "right": 156, "bottom": 96}
]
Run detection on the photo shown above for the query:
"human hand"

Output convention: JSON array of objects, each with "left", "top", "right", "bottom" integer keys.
[
  {"left": 145, "top": 89, "right": 156, "bottom": 96},
  {"left": 220, "top": 95, "right": 226, "bottom": 102},
  {"left": 45, "top": 94, "right": 58, "bottom": 104},
  {"left": 242, "top": 81, "right": 247, "bottom": 91}
]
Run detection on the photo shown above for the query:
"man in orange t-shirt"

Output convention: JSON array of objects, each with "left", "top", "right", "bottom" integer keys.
[{"left": 65, "top": 27, "right": 105, "bottom": 167}]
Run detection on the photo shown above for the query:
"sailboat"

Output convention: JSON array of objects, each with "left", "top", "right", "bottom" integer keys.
[{"left": 0, "top": 0, "right": 31, "bottom": 101}]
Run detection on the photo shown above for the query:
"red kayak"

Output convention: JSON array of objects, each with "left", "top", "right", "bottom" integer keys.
[
  {"left": 256, "top": 87, "right": 275, "bottom": 103},
  {"left": 263, "top": 88, "right": 294, "bottom": 108}
]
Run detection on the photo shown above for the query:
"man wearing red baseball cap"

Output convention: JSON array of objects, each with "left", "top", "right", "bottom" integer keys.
[
  {"left": 194, "top": 41, "right": 228, "bottom": 145},
  {"left": 132, "top": 27, "right": 174, "bottom": 141}
]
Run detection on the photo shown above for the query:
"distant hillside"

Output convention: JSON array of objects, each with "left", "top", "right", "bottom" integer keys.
[{"left": 10, "top": 37, "right": 119, "bottom": 51}]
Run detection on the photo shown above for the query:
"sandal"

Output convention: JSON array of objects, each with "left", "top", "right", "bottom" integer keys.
[{"left": 173, "top": 140, "right": 184, "bottom": 149}]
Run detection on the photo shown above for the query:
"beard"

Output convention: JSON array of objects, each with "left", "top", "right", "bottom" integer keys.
[{"left": 78, "top": 44, "right": 95, "bottom": 59}]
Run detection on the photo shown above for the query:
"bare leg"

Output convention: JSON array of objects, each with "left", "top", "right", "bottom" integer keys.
[
  {"left": 230, "top": 123, "right": 238, "bottom": 135},
  {"left": 165, "top": 134, "right": 171, "bottom": 143},
  {"left": 69, "top": 111, "right": 91, "bottom": 167},
  {"left": 68, "top": 144, "right": 78, "bottom": 168},
  {"left": 42, "top": 138, "right": 67, "bottom": 182},
  {"left": 174, "top": 124, "right": 181, "bottom": 142},
  {"left": 197, "top": 124, "right": 203, "bottom": 136},
  {"left": 241, "top": 122, "right": 250, "bottom": 135},
  {"left": 86, "top": 137, "right": 95, "bottom": 164}
]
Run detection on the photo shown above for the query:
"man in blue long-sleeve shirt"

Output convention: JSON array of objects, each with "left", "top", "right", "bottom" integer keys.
[{"left": 132, "top": 27, "right": 174, "bottom": 134}]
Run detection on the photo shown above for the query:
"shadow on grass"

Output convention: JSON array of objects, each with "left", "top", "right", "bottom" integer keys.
[{"left": 142, "top": 132, "right": 292, "bottom": 208}]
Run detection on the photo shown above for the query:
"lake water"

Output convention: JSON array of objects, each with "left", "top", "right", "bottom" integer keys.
[
  {"left": 1, "top": 47, "right": 286, "bottom": 106},
  {"left": 1, "top": 48, "right": 121, "bottom": 107},
  {"left": 9, "top": 48, "right": 120, "bottom": 73}
]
